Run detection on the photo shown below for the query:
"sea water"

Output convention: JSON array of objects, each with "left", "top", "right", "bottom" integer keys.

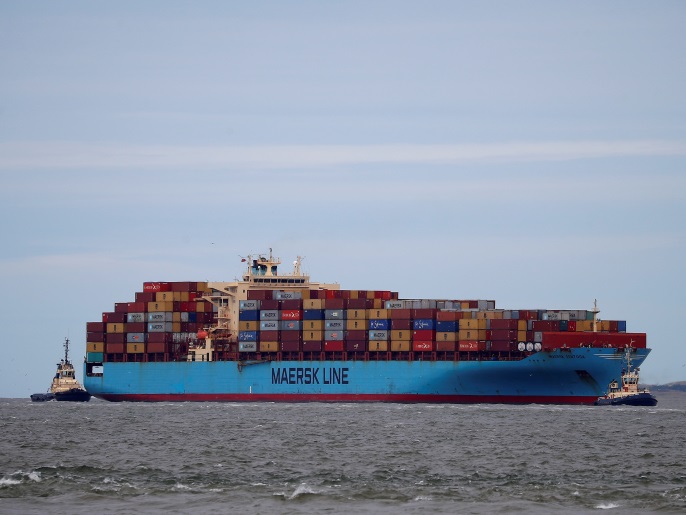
[{"left": 1, "top": 394, "right": 685, "bottom": 514}]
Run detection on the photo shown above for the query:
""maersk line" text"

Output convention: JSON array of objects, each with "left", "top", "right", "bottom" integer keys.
[{"left": 271, "top": 367, "right": 349, "bottom": 385}]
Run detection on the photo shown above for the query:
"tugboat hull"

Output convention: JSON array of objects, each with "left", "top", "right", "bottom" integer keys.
[
  {"left": 595, "top": 392, "right": 657, "bottom": 407},
  {"left": 30, "top": 393, "right": 56, "bottom": 402},
  {"left": 54, "top": 388, "right": 91, "bottom": 402}
]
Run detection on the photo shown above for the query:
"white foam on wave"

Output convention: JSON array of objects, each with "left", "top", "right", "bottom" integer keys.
[
  {"left": 274, "top": 483, "right": 320, "bottom": 500},
  {"left": 0, "top": 477, "right": 22, "bottom": 487},
  {"left": 596, "top": 502, "right": 620, "bottom": 509},
  {"left": 289, "top": 483, "right": 318, "bottom": 499},
  {"left": 0, "top": 471, "right": 41, "bottom": 487}
]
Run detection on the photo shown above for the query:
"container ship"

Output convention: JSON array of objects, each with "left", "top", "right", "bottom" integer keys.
[{"left": 83, "top": 251, "right": 650, "bottom": 404}]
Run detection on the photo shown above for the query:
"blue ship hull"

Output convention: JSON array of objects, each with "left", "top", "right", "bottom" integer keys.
[{"left": 84, "top": 347, "right": 650, "bottom": 405}]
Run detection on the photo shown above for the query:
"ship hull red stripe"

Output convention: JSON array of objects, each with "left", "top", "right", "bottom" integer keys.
[{"left": 94, "top": 393, "right": 598, "bottom": 405}]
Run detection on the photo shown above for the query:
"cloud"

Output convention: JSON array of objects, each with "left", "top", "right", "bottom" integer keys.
[{"left": 1, "top": 140, "right": 685, "bottom": 170}]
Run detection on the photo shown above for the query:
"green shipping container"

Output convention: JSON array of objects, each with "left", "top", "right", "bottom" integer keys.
[{"left": 87, "top": 352, "right": 104, "bottom": 362}]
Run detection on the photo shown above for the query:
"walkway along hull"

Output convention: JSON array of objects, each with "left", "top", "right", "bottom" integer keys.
[{"left": 84, "top": 347, "right": 649, "bottom": 405}]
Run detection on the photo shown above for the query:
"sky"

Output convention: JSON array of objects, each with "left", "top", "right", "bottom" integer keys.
[{"left": 1, "top": 1, "right": 685, "bottom": 397}]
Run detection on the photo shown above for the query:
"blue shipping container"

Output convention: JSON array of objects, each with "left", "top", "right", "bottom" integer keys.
[
  {"left": 436, "top": 320, "right": 457, "bottom": 332},
  {"left": 239, "top": 310, "right": 259, "bottom": 321},
  {"left": 368, "top": 319, "right": 389, "bottom": 330},
  {"left": 238, "top": 331, "right": 258, "bottom": 342},
  {"left": 413, "top": 319, "right": 435, "bottom": 330},
  {"left": 303, "top": 309, "right": 325, "bottom": 320}
]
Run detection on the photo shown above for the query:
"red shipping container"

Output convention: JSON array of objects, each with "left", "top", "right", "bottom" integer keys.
[
  {"left": 280, "top": 299, "right": 303, "bottom": 310},
  {"left": 188, "top": 292, "right": 198, "bottom": 301},
  {"left": 127, "top": 322, "right": 145, "bottom": 333},
  {"left": 144, "top": 282, "right": 171, "bottom": 292},
  {"left": 345, "top": 298, "right": 368, "bottom": 309},
  {"left": 147, "top": 341, "right": 166, "bottom": 353},
  {"left": 533, "top": 320, "right": 560, "bottom": 332},
  {"left": 106, "top": 343, "right": 125, "bottom": 353},
  {"left": 148, "top": 332, "right": 173, "bottom": 343},
  {"left": 325, "top": 289, "right": 342, "bottom": 299},
  {"left": 280, "top": 331, "right": 301, "bottom": 342},
  {"left": 135, "top": 291, "right": 156, "bottom": 303},
  {"left": 436, "top": 311, "right": 457, "bottom": 322},
  {"left": 538, "top": 332, "right": 649, "bottom": 350},
  {"left": 247, "top": 289, "right": 273, "bottom": 300},
  {"left": 390, "top": 309, "right": 411, "bottom": 320},
  {"left": 324, "top": 340, "right": 345, "bottom": 352},
  {"left": 115, "top": 303, "right": 128, "bottom": 314},
  {"left": 413, "top": 341, "right": 434, "bottom": 352},
  {"left": 302, "top": 341, "right": 322, "bottom": 352},
  {"left": 436, "top": 341, "right": 456, "bottom": 352},
  {"left": 609, "top": 320, "right": 619, "bottom": 333},
  {"left": 412, "top": 309, "right": 437, "bottom": 319},
  {"left": 281, "top": 341, "right": 301, "bottom": 352},
  {"left": 459, "top": 340, "right": 486, "bottom": 351},
  {"left": 105, "top": 333, "right": 125, "bottom": 344},
  {"left": 103, "top": 312, "right": 126, "bottom": 323},
  {"left": 489, "top": 319, "right": 518, "bottom": 330},
  {"left": 490, "top": 329, "right": 518, "bottom": 341},
  {"left": 345, "top": 340, "right": 366, "bottom": 352},
  {"left": 413, "top": 330, "right": 435, "bottom": 341},
  {"left": 346, "top": 330, "right": 367, "bottom": 340},
  {"left": 281, "top": 310, "right": 303, "bottom": 320},
  {"left": 324, "top": 298, "right": 345, "bottom": 309},
  {"left": 341, "top": 290, "right": 351, "bottom": 300},
  {"left": 87, "top": 331, "right": 104, "bottom": 342},
  {"left": 171, "top": 281, "right": 193, "bottom": 292},
  {"left": 490, "top": 341, "right": 516, "bottom": 352},
  {"left": 127, "top": 302, "right": 146, "bottom": 313},
  {"left": 309, "top": 289, "right": 322, "bottom": 299},
  {"left": 260, "top": 330, "right": 279, "bottom": 341},
  {"left": 609, "top": 332, "right": 647, "bottom": 348},
  {"left": 391, "top": 319, "right": 412, "bottom": 330},
  {"left": 568, "top": 321, "right": 577, "bottom": 332},
  {"left": 86, "top": 321, "right": 105, "bottom": 332},
  {"left": 260, "top": 299, "right": 280, "bottom": 310}
]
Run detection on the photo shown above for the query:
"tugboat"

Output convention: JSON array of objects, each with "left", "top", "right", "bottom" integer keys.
[
  {"left": 31, "top": 338, "right": 91, "bottom": 402},
  {"left": 595, "top": 348, "right": 657, "bottom": 406}
]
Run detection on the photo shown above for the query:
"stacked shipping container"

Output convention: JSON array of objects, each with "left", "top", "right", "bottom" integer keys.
[
  {"left": 86, "top": 281, "right": 216, "bottom": 363},
  {"left": 235, "top": 290, "right": 646, "bottom": 357},
  {"left": 88, "top": 287, "right": 646, "bottom": 364}
]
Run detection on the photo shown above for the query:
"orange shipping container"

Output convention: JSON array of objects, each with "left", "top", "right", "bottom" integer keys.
[
  {"left": 436, "top": 331, "right": 456, "bottom": 342},
  {"left": 106, "top": 323, "right": 125, "bottom": 334},
  {"left": 260, "top": 341, "right": 279, "bottom": 352},
  {"left": 347, "top": 309, "right": 367, "bottom": 320},
  {"left": 127, "top": 343, "right": 145, "bottom": 354},
  {"left": 390, "top": 330, "right": 411, "bottom": 341},
  {"left": 148, "top": 301, "right": 172, "bottom": 312},
  {"left": 304, "top": 299, "right": 324, "bottom": 310},
  {"left": 155, "top": 291, "right": 174, "bottom": 302},
  {"left": 458, "top": 329, "right": 487, "bottom": 340},
  {"left": 391, "top": 340, "right": 411, "bottom": 352},
  {"left": 368, "top": 308, "right": 388, "bottom": 319},
  {"left": 369, "top": 341, "right": 388, "bottom": 352},
  {"left": 346, "top": 319, "right": 368, "bottom": 330},
  {"left": 303, "top": 320, "right": 324, "bottom": 331},
  {"left": 87, "top": 342, "right": 104, "bottom": 353}
]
